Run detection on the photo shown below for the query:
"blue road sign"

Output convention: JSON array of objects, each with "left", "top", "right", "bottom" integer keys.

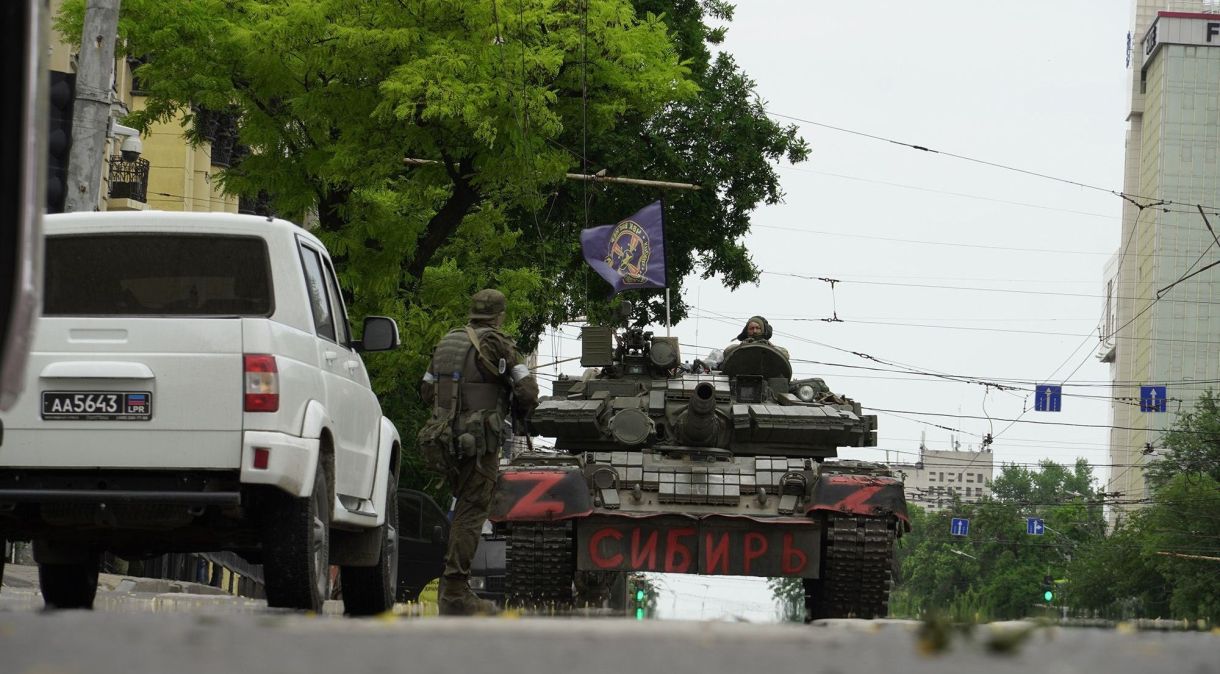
[
  {"left": 950, "top": 517, "right": 970, "bottom": 537},
  {"left": 1140, "top": 385, "right": 1167, "bottom": 412},
  {"left": 1026, "top": 518, "right": 1045, "bottom": 535},
  {"left": 1034, "top": 385, "right": 1062, "bottom": 412}
]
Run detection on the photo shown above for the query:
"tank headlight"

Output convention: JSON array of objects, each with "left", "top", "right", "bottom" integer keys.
[{"left": 796, "top": 384, "right": 816, "bottom": 402}]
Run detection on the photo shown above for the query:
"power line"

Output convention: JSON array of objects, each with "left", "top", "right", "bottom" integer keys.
[{"left": 766, "top": 110, "right": 1220, "bottom": 216}]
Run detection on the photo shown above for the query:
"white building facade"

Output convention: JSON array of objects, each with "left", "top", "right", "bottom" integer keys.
[{"left": 890, "top": 447, "right": 994, "bottom": 513}]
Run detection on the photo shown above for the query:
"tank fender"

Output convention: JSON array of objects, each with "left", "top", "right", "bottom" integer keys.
[
  {"left": 489, "top": 467, "right": 592, "bottom": 523},
  {"left": 807, "top": 474, "right": 911, "bottom": 530}
]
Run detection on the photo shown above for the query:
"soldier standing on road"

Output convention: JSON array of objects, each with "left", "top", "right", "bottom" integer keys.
[{"left": 418, "top": 289, "right": 539, "bottom": 616}]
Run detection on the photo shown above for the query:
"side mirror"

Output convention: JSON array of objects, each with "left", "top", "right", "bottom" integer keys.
[
  {"left": 357, "top": 316, "right": 399, "bottom": 352},
  {"left": 431, "top": 524, "right": 447, "bottom": 546}
]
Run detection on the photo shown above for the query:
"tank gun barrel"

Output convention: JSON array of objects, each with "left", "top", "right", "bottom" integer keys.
[{"left": 674, "top": 381, "right": 724, "bottom": 447}]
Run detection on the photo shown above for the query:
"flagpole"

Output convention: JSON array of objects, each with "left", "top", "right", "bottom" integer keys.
[{"left": 665, "top": 288, "right": 671, "bottom": 337}]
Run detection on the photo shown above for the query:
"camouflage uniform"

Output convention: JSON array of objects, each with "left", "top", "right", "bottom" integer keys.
[{"left": 420, "top": 289, "right": 538, "bottom": 616}]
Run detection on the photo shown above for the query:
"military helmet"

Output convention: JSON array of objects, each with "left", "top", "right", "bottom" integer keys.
[{"left": 470, "top": 288, "right": 507, "bottom": 320}]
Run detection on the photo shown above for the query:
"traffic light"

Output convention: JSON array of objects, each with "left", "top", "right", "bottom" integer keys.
[
  {"left": 46, "top": 71, "right": 74, "bottom": 213},
  {"left": 628, "top": 575, "right": 647, "bottom": 620},
  {"left": 1041, "top": 574, "right": 1054, "bottom": 603}
]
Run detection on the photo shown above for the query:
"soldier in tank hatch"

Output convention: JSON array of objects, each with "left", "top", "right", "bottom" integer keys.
[{"left": 723, "top": 315, "right": 789, "bottom": 361}]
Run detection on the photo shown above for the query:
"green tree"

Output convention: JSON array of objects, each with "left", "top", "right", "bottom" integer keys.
[
  {"left": 57, "top": 1, "right": 808, "bottom": 494},
  {"left": 767, "top": 576, "right": 804, "bottom": 622},
  {"left": 889, "top": 461, "right": 1105, "bottom": 621},
  {"left": 1146, "top": 390, "right": 1220, "bottom": 489},
  {"left": 1068, "top": 391, "right": 1220, "bottom": 623}
]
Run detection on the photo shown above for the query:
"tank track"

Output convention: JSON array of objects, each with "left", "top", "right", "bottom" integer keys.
[
  {"left": 807, "top": 514, "right": 896, "bottom": 619},
  {"left": 505, "top": 522, "right": 575, "bottom": 608}
]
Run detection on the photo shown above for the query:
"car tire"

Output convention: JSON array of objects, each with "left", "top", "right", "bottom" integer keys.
[
  {"left": 38, "top": 555, "right": 100, "bottom": 610},
  {"left": 262, "top": 459, "right": 331, "bottom": 611},
  {"left": 340, "top": 480, "right": 399, "bottom": 616}
]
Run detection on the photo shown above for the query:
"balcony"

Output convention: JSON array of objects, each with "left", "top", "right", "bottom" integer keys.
[{"left": 107, "top": 155, "right": 150, "bottom": 206}]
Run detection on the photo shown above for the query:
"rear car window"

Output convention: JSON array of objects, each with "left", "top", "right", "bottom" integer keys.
[{"left": 44, "top": 234, "right": 273, "bottom": 316}]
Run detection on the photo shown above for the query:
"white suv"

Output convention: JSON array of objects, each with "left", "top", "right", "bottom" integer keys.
[{"left": 0, "top": 211, "right": 402, "bottom": 614}]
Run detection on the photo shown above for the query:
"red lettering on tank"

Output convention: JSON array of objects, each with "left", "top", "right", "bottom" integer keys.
[
  {"left": 588, "top": 528, "right": 624, "bottom": 569},
  {"left": 781, "top": 532, "right": 808, "bottom": 574},
  {"left": 503, "top": 472, "right": 567, "bottom": 519},
  {"left": 705, "top": 531, "right": 731, "bottom": 575},
  {"left": 742, "top": 532, "right": 768, "bottom": 575},
  {"left": 631, "top": 529, "right": 659, "bottom": 569},
  {"left": 663, "top": 528, "right": 696, "bottom": 573}
]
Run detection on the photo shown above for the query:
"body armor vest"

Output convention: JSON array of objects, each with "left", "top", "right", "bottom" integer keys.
[{"left": 429, "top": 327, "right": 508, "bottom": 415}]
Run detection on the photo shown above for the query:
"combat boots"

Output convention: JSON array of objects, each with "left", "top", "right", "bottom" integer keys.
[{"left": 438, "top": 575, "right": 500, "bottom": 616}]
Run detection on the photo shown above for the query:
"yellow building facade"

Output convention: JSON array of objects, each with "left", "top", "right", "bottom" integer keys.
[{"left": 48, "top": 0, "right": 237, "bottom": 214}]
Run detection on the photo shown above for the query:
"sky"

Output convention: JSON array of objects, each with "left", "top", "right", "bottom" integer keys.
[{"left": 538, "top": 2, "right": 1134, "bottom": 619}]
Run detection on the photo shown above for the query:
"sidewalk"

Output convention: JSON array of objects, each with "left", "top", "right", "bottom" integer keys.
[{"left": 2, "top": 562, "right": 229, "bottom": 596}]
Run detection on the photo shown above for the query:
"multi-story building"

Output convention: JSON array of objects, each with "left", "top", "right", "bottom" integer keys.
[
  {"left": 47, "top": 0, "right": 241, "bottom": 215},
  {"left": 888, "top": 444, "right": 994, "bottom": 513},
  {"left": 1101, "top": 1, "right": 1220, "bottom": 526}
]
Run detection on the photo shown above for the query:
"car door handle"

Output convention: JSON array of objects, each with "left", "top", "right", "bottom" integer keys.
[
  {"left": 324, "top": 350, "right": 338, "bottom": 363},
  {"left": 344, "top": 360, "right": 360, "bottom": 372}
]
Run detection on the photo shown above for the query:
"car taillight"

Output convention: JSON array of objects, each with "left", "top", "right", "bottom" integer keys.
[{"left": 244, "top": 354, "right": 279, "bottom": 412}]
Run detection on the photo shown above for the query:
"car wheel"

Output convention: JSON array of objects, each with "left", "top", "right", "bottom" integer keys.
[
  {"left": 38, "top": 554, "right": 100, "bottom": 610},
  {"left": 340, "top": 480, "right": 399, "bottom": 616},
  {"left": 262, "top": 460, "right": 331, "bottom": 611}
]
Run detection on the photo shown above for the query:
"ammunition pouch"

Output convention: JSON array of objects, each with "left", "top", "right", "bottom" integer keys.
[
  {"left": 417, "top": 414, "right": 457, "bottom": 475},
  {"left": 454, "top": 408, "right": 504, "bottom": 458}
]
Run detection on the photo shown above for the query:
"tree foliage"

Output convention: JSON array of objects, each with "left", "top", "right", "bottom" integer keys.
[
  {"left": 892, "top": 396, "right": 1220, "bottom": 624},
  {"left": 889, "top": 461, "right": 1105, "bottom": 621},
  {"left": 1068, "top": 391, "right": 1220, "bottom": 623},
  {"left": 56, "top": 1, "right": 808, "bottom": 493}
]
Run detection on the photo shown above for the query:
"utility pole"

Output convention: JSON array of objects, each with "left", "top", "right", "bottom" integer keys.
[{"left": 64, "top": 0, "right": 121, "bottom": 213}]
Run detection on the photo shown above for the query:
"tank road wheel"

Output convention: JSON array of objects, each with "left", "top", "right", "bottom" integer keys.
[
  {"left": 505, "top": 523, "right": 575, "bottom": 610},
  {"left": 263, "top": 460, "right": 332, "bottom": 611},
  {"left": 813, "top": 514, "right": 897, "bottom": 619},
  {"left": 340, "top": 480, "right": 399, "bottom": 616}
]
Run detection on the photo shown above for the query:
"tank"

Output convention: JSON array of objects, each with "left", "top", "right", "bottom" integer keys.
[{"left": 488, "top": 324, "right": 910, "bottom": 619}]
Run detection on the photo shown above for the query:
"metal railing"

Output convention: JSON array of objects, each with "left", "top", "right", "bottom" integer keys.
[{"left": 108, "top": 155, "right": 150, "bottom": 203}]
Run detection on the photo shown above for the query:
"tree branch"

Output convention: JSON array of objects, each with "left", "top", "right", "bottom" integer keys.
[{"left": 405, "top": 155, "right": 480, "bottom": 286}]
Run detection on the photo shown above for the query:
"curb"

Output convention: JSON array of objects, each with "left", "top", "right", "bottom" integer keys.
[{"left": 2, "top": 563, "right": 229, "bottom": 596}]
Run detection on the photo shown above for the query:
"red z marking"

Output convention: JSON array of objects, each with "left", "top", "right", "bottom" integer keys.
[
  {"left": 503, "top": 472, "right": 568, "bottom": 519},
  {"left": 834, "top": 485, "right": 884, "bottom": 514}
]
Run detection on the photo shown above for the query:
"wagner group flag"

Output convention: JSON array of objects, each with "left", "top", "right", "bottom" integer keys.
[{"left": 580, "top": 201, "right": 667, "bottom": 294}]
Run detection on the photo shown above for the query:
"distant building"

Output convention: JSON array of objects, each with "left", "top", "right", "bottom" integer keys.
[
  {"left": 1102, "top": 1, "right": 1220, "bottom": 527},
  {"left": 887, "top": 441, "right": 994, "bottom": 513}
]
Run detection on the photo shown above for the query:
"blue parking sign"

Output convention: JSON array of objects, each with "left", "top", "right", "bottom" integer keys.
[
  {"left": 1034, "top": 385, "right": 1062, "bottom": 412},
  {"left": 950, "top": 518, "right": 970, "bottom": 537},
  {"left": 1140, "top": 386, "right": 1167, "bottom": 412}
]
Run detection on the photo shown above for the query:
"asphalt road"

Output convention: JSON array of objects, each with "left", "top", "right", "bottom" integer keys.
[{"left": 1, "top": 566, "right": 1216, "bottom": 674}]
